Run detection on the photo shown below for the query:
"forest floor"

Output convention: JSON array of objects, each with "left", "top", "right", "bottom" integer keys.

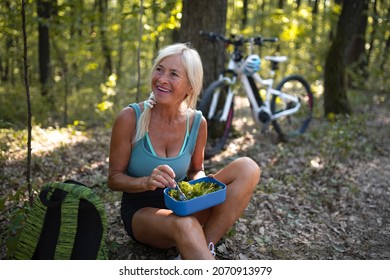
[{"left": 1, "top": 91, "right": 389, "bottom": 260}]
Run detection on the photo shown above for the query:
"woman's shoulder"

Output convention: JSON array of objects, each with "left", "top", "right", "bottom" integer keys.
[
  {"left": 119, "top": 102, "right": 146, "bottom": 117},
  {"left": 187, "top": 108, "right": 206, "bottom": 130},
  {"left": 114, "top": 103, "right": 140, "bottom": 126},
  {"left": 127, "top": 102, "right": 147, "bottom": 113},
  {"left": 191, "top": 108, "right": 206, "bottom": 123}
]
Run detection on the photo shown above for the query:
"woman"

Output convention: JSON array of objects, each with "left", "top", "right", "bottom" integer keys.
[{"left": 108, "top": 43, "right": 260, "bottom": 260}]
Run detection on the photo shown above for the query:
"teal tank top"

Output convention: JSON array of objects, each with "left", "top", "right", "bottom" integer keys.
[{"left": 126, "top": 103, "right": 202, "bottom": 181}]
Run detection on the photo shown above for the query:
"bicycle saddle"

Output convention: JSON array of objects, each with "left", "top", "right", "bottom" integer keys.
[{"left": 264, "top": 56, "right": 288, "bottom": 63}]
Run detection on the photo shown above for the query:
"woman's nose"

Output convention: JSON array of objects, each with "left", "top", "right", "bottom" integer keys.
[{"left": 158, "top": 73, "right": 169, "bottom": 83}]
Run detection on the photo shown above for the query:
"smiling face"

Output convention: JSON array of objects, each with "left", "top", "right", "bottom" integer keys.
[{"left": 151, "top": 54, "right": 192, "bottom": 106}]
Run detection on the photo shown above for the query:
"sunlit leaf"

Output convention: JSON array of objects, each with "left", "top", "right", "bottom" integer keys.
[{"left": 96, "top": 101, "right": 113, "bottom": 112}]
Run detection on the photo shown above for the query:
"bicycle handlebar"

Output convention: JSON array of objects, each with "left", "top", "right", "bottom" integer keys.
[{"left": 199, "top": 30, "right": 278, "bottom": 46}]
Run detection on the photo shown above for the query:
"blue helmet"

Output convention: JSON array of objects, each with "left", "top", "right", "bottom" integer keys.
[{"left": 242, "top": 55, "right": 261, "bottom": 75}]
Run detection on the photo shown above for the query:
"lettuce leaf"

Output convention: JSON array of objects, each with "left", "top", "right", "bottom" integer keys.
[{"left": 168, "top": 181, "right": 222, "bottom": 201}]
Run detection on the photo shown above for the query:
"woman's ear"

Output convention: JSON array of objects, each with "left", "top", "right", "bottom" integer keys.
[{"left": 187, "top": 86, "right": 193, "bottom": 96}]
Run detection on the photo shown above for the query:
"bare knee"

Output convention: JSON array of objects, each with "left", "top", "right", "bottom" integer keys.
[
  {"left": 215, "top": 157, "right": 261, "bottom": 189},
  {"left": 234, "top": 157, "right": 261, "bottom": 185},
  {"left": 172, "top": 216, "right": 202, "bottom": 241}
]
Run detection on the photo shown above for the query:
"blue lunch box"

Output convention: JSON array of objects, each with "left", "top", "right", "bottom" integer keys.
[{"left": 164, "top": 177, "right": 226, "bottom": 216}]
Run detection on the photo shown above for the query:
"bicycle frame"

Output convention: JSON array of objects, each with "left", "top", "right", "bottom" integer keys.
[
  {"left": 241, "top": 73, "right": 301, "bottom": 122},
  {"left": 210, "top": 59, "right": 301, "bottom": 124}
]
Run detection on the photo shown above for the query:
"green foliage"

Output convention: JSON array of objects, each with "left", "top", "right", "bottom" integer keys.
[
  {"left": 0, "top": 0, "right": 182, "bottom": 129},
  {"left": 1, "top": 187, "right": 32, "bottom": 259},
  {"left": 4, "top": 206, "right": 29, "bottom": 259},
  {"left": 0, "top": 86, "right": 28, "bottom": 129},
  {"left": 0, "top": 0, "right": 388, "bottom": 129}
]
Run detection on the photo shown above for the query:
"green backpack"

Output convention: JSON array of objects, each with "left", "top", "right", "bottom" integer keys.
[{"left": 13, "top": 180, "right": 108, "bottom": 260}]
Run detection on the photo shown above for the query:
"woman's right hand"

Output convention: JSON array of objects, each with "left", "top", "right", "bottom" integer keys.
[{"left": 146, "top": 165, "right": 176, "bottom": 190}]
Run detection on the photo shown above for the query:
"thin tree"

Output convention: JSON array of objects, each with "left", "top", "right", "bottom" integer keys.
[
  {"left": 98, "top": 0, "right": 113, "bottom": 79},
  {"left": 136, "top": 0, "right": 144, "bottom": 102},
  {"left": 1, "top": 0, "right": 13, "bottom": 83},
  {"left": 21, "top": 0, "right": 33, "bottom": 205},
  {"left": 380, "top": 32, "right": 390, "bottom": 72},
  {"left": 242, "top": 0, "right": 248, "bottom": 28},
  {"left": 52, "top": 40, "right": 69, "bottom": 126},
  {"left": 367, "top": 0, "right": 379, "bottom": 69},
  {"left": 37, "top": 0, "right": 52, "bottom": 99},
  {"left": 116, "top": 0, "right": 125, "bottom": 80}
]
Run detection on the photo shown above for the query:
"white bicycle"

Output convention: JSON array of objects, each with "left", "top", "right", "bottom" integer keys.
[{"left": 198, "top": 31, "right": 314, "bottom": 158}]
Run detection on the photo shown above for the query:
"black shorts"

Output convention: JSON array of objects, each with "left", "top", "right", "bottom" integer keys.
[{"left": 120, "top": 188, "right": 167, "bottom": 241}]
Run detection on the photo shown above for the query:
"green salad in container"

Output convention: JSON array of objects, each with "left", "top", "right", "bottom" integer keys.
[{"left": 168, "top": 181, "right": 222, "bottom": 201}]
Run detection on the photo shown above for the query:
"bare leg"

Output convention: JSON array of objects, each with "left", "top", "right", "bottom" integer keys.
[
  {"left": 202, "top": 157, "right": 260, "bottom": 244},
  {"left": 132, "top": 208, "right": 214, "bottom": 259},
  {"left": 131, "top": 157, "right": 260, "bottom": 259}
]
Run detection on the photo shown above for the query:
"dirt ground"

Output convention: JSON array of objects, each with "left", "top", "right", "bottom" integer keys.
[{"left": 1, "top": 93, "right": 389, "bottom": 260}]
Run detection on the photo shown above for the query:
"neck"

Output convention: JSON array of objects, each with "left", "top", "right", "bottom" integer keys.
[{"left": 152, "top": 104, "right": 186, "bottom": 124}]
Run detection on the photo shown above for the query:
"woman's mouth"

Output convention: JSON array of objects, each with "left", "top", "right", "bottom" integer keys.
[{"left": 157, "top": 86, "right": 171, "bottom": 94}]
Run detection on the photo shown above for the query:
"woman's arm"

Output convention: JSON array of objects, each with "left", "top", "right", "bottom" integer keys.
[{"left": 107, "top": 107, "right": 150, "bottom": 193}]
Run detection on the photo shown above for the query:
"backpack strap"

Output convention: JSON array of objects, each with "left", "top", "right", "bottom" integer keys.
[
  {"left": 53, "top": 183, "right": 81, "bottom": 259},
  {"left": 51, "top": 181, "right": 108, "bottom": 259}
]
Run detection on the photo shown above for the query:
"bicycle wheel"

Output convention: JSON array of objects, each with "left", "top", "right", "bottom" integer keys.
[
  {"left": 198, "top": 79, "right": 234, "bottom": 158},
  {"left": 271, "top": 74, "right": 313, "bottom": 140}
]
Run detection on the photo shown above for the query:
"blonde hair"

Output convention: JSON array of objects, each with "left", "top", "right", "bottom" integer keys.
[{"left": 134, "top": 43, "right": 203, "bottom": 143}]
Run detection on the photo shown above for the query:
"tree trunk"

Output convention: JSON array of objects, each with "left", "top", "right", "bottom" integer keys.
[
  {"left": 311, "top": 0, "right": 319, "bottom": 62},
  {"left": 324, "top": 0, "right": 367, "bottom": 115},
  {"left": 367, "top": 0, "right": 378, "bottom": 69},
  {"left": 278, "top": 0, "right": 284, "bottom": 9},
  {"left": 22, "top": 0, "right": 33, "bottom": 205},
  {"left": 37, "top": 0, "right": 52, "bottom": 97},
  {"left": 312, "top": 0, "right": 319, "bottom": 14},
  {"left": 98, "top": 0, "right": 113, "bottom": 79},
  {"left": 0, "top": 0, "right": 12, "bottom": 82},
  {"left": 52, "top": 40, "right": 69, "bottom": 126},
  {"left": 116, "top": 0, "right": 125, "bottom": 80},
  {"left": 242, "top": 0, "right": 248, "bottom": 28},
  {"left": 179, "top": 0, "right": 227, "bottom": 91},
  {"left": 344, "top": 0, "right": 369, "bottom": 86},
  {"left": 136, "top": 0, "right": 144, "bottom": 102},
  {"left": 0, "top": 35, "right": 13, "bottom": 83},
  {"left": 380, "top": 32, "right": 390, "bottom": 72}
]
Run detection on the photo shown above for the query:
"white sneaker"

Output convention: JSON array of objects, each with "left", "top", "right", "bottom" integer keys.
[
  {"left": 208, "top": 242, "right": 216, "bottom": 257},
  {"left": 172, "top": 242, "right": 215, "bottom": 260}
]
